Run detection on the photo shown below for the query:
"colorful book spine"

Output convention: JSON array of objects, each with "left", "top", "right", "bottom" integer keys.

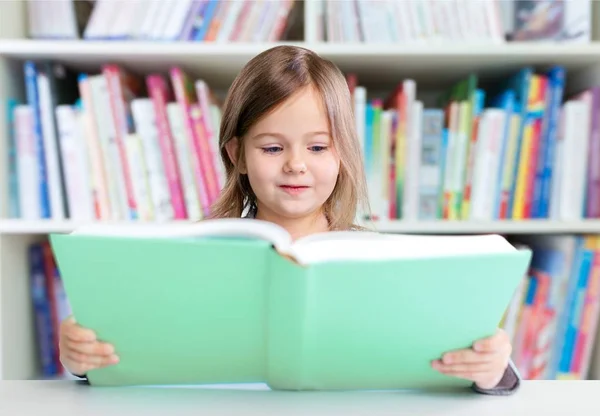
[
  {"left": 103, "top": 64, "right": 140, "bottom": 220},
  {"left": 533, "top": 66, "right": 565, "bottom": 218},
  {"left": 77, "top": 74, "right": 111, "bottom": 220},
  {"left": 170, "top": 67, "right": 209, "bottom": 217},
  {"left": 461, "top": 89, "right": 485, "bottom": 220},
  {"left": 189, "top": 103, "right": 220, "bottom": 215},
  {"left": 146, "top": 74, "right": 187, "bottom": 219},
  {"left": 557, "top": 237, "right": 593, "bottom": 378},
  {"left": 571, "top": 236, "right": 600, "bottom": 377}
]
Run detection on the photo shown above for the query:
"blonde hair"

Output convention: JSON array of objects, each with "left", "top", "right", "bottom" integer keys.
[{"left": 209, "top": 45, "right": 370, "bottom": 230}]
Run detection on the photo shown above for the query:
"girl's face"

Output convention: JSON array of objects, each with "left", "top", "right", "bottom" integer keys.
[{"left": 236, "top": 85, "right": 341, "bottom": 222}]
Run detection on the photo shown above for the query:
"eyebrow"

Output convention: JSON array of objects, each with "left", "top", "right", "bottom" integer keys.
[{"left": 251, "top": 131, "right": 330, "bottom": 140}]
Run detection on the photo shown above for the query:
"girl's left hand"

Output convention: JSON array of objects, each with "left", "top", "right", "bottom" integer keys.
[{"left": 431, "top": 328, "right": 512, "bottom": 390}]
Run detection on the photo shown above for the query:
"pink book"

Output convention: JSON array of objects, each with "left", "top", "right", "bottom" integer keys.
[
  {"left": 189, "top": 103, "right": 220, "bottom": 213},
  {"left": 169, "top": 67, "right": 211, "bottom": 215},
  {"left": 103, "top": 64, "right": 142, "bottom": 220},
  {"left": 146, "top": 74, "right": 187, "bottom": 219}
]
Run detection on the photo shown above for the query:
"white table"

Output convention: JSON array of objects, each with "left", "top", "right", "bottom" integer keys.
[{"left": 0, "top": 380, "right": 598, "bottom": 415}]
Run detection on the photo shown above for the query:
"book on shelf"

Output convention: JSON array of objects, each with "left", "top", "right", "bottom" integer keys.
[
  {"left": 25, "top": 0, "right": 301, "bottom": 42},
  {"left": 47, "top": 218, "right": 531, "bottom": 388},
  {"left": 350, "top": 61, "right": 600, "bottom": 223},
  {"left": 319, "top": 0, "right": 592, "bottom": 44},
  {"left": 501, "top": 234, "right": 600, "bottom": 381},
  {"left": 6, "top": 56, "right": 600, "bottom": 224},
  {"left": 8, "top": 60, "right": 225, "bottom": 222}
]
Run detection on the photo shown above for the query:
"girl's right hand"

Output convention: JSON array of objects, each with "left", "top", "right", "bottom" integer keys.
[{"left": 59, "top": 316, "right": 119, "bottom": 376}]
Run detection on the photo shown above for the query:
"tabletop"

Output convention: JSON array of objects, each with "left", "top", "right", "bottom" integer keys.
[{"left": 0, "top": 380, "right": 598, "bottom": 415}]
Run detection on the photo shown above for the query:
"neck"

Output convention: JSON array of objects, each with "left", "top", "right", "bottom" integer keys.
[{"left": 255, "top": 206, "right": 329, "bottom": 241}]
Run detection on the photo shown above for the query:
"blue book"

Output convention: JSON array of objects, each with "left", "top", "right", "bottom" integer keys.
[{"left": 24, "top": 61, "right": 51, "bottom": 218}]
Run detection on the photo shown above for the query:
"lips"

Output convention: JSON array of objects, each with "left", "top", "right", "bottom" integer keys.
[{"left": 279, "top": 185, "right": 309, "bottom": 195}]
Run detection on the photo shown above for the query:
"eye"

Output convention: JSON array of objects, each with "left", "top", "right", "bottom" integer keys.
[
  {"left": 262, "top": 146, "right": 282, "bottom": 154},
  {"left": 309, "top": 145, "right": 328, "bottom": 152}
]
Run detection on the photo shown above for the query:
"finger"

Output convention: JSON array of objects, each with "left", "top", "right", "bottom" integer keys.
[
  {"left": 66, "top": 351, "right": 119, "bottom": 368},
  {"left": 441, "top": 349, "right": 497, "bottom": 365},
  {"left": 432, "top": 359, "right": 495, "bottom": 374},
  {"left": 62, "top": 318, "right": 97, "bottom": 343},
  {"left": 436, "top": 369, "right": 492, "bottom": 382},
  {"left": 473, "top": 329, "right": 509, "bottom": 353},
  {"left": 65, "top": 339, "right": 115, "bottom": 357}
]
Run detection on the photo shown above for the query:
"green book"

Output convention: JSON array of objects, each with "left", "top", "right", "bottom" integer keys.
[{"left": 50, "top": 219, "right": 531, "bottom": 390}]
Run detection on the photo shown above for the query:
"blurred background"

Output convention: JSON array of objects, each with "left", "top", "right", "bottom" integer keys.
[{"left": 0, "top": 0, "right": 599, "bottom": 386}]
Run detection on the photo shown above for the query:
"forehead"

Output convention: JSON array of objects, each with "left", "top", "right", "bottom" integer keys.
[{"left": 249, "top": 85, "right": 330, "bottom": 134}]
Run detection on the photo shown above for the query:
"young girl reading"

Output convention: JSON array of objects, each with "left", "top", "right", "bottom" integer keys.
[{"left": 58, "top": 45, "right": 519, "bottom": 395}]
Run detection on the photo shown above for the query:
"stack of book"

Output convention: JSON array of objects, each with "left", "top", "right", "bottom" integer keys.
[
  {"left": 26, "top": 0, "right": 299, "bottom": 42},
  {"left": 319, "top": 0, "right": 591, "bottom": 44},
  {"left": 8, "top": 61, "right": 224, "bottom": 222},
  {"left": 349, "top": 66, "right": 600, "bottom": 222}
]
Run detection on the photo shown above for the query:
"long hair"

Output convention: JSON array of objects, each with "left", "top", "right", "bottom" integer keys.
[{"left": 209, "top": 45, "right": 370, "bottom": 230}]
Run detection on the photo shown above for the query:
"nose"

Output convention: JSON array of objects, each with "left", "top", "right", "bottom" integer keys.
[{"left": 283, "top": 151, "right": 307, "bottom": 174}]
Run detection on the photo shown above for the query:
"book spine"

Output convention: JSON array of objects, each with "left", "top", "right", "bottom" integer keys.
[
  {"left": 103, "top": 65, "right": 138, "bottom": 220},
  {"left": 557, "top": 237, "right": 594, "bottom": 377},
  {"left": 123, "top": 133, "right": 154, "bottom": 221},
  {"left": 55, "top": 105, "right": 95, "bottom": 221},
  {"left": 24, "top": 61, "right": 51, "bottom": 218},
  {"left": 195, "top": 79, "right": 224, "bottom": 189},
  {"left": 166, "top": 102, "right": 202, "bottom": 221},
  {"left": 523, "top": 76, "right": 548, "bottom": 218},
  {"left": 89, "top": 75, "right": 128, "bottom": 220},
  {"left": 37, "top": 70, "right": 66, "bottom": 219},
  {"left": 189, "top": 104, "right": 219, "bottom": 215},
  {"left": 498, "top": 114, "right": 521, "bottom": 219},
  {"left": 29, "top": 243, "right": 57, "bottom": 376},
  {"left": 577, "top": 237, "right": 600, "bottom": 377},
  {"left": 7, "top": 98, "right": 21, "bottom": 218},
  {"left": 418, "top": 109, "right": 444, "bottom": 220},
  {"left": 535, "top": 67, "right": 565, "bottom": 218},
  {"left": 461, "top": 89, "right": 485, "bottom": 220},
  {"left": 130, "top": 98, "right": 174, "bottom": 221},
  {"left": 15, "top": 105, "right": 41, "bottom": 219},
  {"left": 571, "top": 236, "right": 600, "bottom": 377},
  {"left": 170, "top": 68, "right": 209, "bottom": 216},
  {"left": 585, "top": 88, "right": 600, "bottom": 218},
  {"left": 146, "top": 74, "right": 187, "bottom": 219}
]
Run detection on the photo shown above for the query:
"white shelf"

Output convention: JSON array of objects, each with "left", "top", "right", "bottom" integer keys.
[
  {"left": 2, "top": 219, "right": 600, "bottom": 235},
  {"left": 2, "top": 40, "right": 600, "bottom": 88}
]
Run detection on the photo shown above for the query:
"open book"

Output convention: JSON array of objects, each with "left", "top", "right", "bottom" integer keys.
[
  {"left": 51, "top": 219, "right": 532, "bottom": 390},
  {"left": 71, "top": 218, "right": 519, "bottom": 265}
]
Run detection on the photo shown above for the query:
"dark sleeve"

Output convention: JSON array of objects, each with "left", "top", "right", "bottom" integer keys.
[
  {"left": 471, "top": 361, "right": 520, "bottom": 396},
  {"left": 72, "top": 373, "right": 90, "bottom": 385}
]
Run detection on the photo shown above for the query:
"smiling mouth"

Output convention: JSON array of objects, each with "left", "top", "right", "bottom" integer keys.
[{"left": 279, "top": 185, "right": 310, "bottom": 194}]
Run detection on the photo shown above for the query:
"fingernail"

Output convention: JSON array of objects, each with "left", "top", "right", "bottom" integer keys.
[
  {"left": 443, "top": 355, "right": 453, "bottom": 364},
  {"left": 110, "top": 355, "right": 120, "bottom": 364},
  {"left": 473, "top": 343, "right": 482, "bottom": 352}
]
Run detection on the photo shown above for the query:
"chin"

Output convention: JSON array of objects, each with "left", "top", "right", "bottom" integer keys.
[{"left": 275, "top": 204, "right": 322, "bottom": 220}]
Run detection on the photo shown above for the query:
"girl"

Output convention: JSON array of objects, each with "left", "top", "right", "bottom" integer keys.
[{"left": 59, "top": 45, "right": 519, "bottom": 395}]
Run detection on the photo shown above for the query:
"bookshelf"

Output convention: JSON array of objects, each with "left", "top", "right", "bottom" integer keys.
[{"left": 1, "top": 0, "right": 600, "bottom": 385}]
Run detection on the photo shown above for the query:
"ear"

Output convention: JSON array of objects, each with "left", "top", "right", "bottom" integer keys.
[{"left": 225, "top": 137, "right": 247, "bottom": 174}]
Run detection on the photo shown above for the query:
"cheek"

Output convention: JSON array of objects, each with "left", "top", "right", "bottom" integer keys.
[
  {"left": 313, "top": 156, "right": 340, "bottom": 186},
  {"left": 245, "top": 152, "right": 277, "bottom": 186}
]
